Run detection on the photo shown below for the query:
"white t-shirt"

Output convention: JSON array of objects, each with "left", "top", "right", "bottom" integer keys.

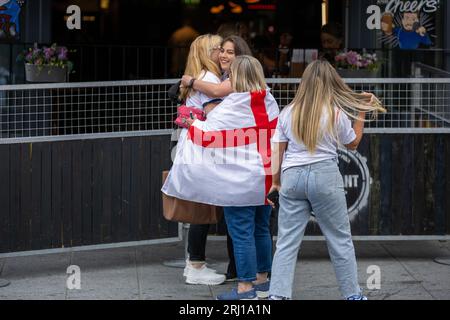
[
  {"left": 177, "top": 70, "right": 221, "bottom": 149},
  {"left": 272, "top": 104, "right": 356, "bottom": 171},
  {"left": 185, "top": 70, "right": 221, "bottom": 109}
]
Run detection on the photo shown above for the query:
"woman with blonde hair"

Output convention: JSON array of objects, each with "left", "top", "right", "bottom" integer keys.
[
  {"left": 181, "top": 35, "right": 253, "bottom": 99},
  {"left": 185, "top": 55, "right": 278, "bottom": 300},
  {"left": 175, "top": 33, "right": 226, "bottom": 286},
  {"left": 178, "top": 34, "right": 223, "bottom": 114},
  {"left": 268, "top": 59, "right": 386, "bottom": 300}
]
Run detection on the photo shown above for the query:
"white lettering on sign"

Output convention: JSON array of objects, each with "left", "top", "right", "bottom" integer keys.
[
  {"left": 344, "top": 175, "right": 359, "bottom": 188},
  {"left": 367, "top": 5, "right": 381, "bottom": 30},
  {"left": 340, "top": 154, "right": 351, "bottom": 164},
  {"left": 385, "top": 0, "right": 439, "bottom": 13}
]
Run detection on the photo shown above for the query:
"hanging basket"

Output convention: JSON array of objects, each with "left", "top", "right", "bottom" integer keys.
[{"left": 25, "top": 64, "right": 68, "bottom": 83}]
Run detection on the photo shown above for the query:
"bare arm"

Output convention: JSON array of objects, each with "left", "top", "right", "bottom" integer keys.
[
  {"left": 344, "top": 112, "right": 366, "bottom": 150},
  {"left": 181, "top": 75, "right": 232, "bottom": 98},
  {"left": 344, "top": 92, "right": 377, "bottom": 150}
]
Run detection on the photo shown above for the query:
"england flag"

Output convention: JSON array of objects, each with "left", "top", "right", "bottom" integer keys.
[{"left": 162, "top": 89, "right": 279, "bottom": 207}]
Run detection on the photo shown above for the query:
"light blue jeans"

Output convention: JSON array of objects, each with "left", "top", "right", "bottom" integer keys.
[{"left": 269, "top": 158, "right": 361, "bottom": 299}]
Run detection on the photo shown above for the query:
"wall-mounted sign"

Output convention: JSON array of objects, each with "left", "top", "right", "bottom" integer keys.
[
  {"left": 337, "top": 148, "right": 371, "bottom": 221},
  {"left": 0, "top": 0, "right": 24, "bottom": 40},
  {"left": 366, "top": 0, "right": 440, "bottom": 49}
]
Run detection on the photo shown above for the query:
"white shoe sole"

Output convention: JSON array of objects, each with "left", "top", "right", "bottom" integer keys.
[
  {"left": 184, "top": 269, "right": 218, "bottom": 277},
  {"left": 186, "top": 277, "right": 226, "bottom": 286},
  {"left": 256, "top": 291, "right": 269, "bottom": 299}
]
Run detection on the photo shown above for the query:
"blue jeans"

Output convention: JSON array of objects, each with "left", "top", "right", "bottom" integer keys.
[
  {"left": 223, "top": 205, "right": 272, "bottom": 282},
  {"left": 269, "top": 159, "right": 361, "bottom": 299}
]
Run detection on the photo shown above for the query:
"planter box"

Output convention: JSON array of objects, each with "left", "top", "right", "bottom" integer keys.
[
  {"left": 25, "top": 64, "right": 68, "bottom": 83},
  {"left": 337, "top": 69, "right": 378, "bottom": 78}
]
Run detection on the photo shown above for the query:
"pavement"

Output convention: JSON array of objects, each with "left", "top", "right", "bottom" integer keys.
[{"left": 0, "top": 240, "right": 449, "bottom": 300}]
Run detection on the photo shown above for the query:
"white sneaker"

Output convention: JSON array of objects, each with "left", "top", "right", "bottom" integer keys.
[
  {"left": 183, "top": 260, "right": 216, "bottom": 277},
  {"left": 185, "top": 264, "right": 226, "bottom": 285}
]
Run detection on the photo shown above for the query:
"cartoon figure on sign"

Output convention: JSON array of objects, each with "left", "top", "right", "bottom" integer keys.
[
  {"left": 0, "top": 0, "right": 24, "bottom": 39},
  {"left": 381, "top": 10, "right": 432, "bottom": 49}
]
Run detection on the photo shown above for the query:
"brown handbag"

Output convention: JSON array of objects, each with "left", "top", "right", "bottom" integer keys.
[{"left": 161, "top": 171, "right": 223, "bottom": 224}]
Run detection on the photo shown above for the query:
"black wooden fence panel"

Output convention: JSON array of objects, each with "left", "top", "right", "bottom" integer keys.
[{"left": 0, "top": 135, "right": 178, "bottom": 254}]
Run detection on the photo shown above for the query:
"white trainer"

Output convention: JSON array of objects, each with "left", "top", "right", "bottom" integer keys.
[
  {"left": 183, "top": 260, "right": 216, "bottom": 277},
  {"left": 185, "top": 264, "right": 226, "bottom": 285}
]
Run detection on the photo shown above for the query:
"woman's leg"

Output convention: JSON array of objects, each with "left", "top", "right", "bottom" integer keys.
[
  {"left": 185, "top": 223, "right": 225, "bottom": 285},
  {"left": 269, "top": 167, "right": 312, "bottom": 299},
  {"left": 187, "top": 224, "right": 210, "bottom": 262},
  {"left": 226, "top": 230, "right": 237, "bottom": 280},
  {"left": 223, "top": 206, "right": 257, "bottom": 292},
  {"left": 308, "top": 160, "right": 361, "bottom": 299},
  {"left": 254, "top": 205, "right": 272, "bottom": 281}
]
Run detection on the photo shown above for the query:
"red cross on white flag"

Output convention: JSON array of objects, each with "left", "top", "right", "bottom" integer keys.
[{"left": 162, "top": 89, "right": 279, "bottom": 207}]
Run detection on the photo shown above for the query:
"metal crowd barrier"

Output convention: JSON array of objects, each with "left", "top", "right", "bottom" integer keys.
[{"left": 0, "top": 78, "right": 449, "bottom": 144}]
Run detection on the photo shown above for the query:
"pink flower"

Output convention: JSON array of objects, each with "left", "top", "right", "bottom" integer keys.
[{"left": 345, "top": 51, "right": 359, "bottom": 66}]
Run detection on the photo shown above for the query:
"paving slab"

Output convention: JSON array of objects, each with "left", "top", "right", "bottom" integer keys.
[
  {"left": 0, "top": 253, "right": 70, "bottom": 300},
  {"left": 66, "top": 247, "right": 139, "bottom": 300}
]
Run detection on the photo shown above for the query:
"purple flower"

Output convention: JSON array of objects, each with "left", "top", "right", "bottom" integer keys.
[
  {"left": 345, "top": 51, "right": 359, "bottom": 66},
  {"left": 43, "top": 47, "right": 55, "bottom": 61},
  {"left": 335, "top": 50, "right": 379, "bottom": 71},
  {"left": 32, "top": 48, "right": 41, "bottom": 56},
  {"left": 58, "top": 47, "right": 68, "bottom": 61},
  {"left": 19, "top": 43, "right": 74, "bottom": 73}
]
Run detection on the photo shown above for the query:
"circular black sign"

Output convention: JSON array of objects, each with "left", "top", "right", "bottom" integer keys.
[{"left": 337, "top": 148, "right": 371, "bottom": 220}]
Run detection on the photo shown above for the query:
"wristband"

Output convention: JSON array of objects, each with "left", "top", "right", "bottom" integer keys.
[{"left": 188, "top": 78, "right": 196, "bottom": 88}]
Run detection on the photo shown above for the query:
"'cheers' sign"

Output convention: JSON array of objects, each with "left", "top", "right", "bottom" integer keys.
[
  {"left": 379, "top": 0, "right": 439, "bottom": 13},
  {"left": 366, "top": 0, "right": 439, "bottom": 49}
]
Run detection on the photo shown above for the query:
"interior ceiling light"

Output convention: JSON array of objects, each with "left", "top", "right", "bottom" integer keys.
[
  {"left": 210, "top": 4, "right": 225, "bottom": 14},
  {"left": 322, "top": 0, "right": 328, "bottom": 26},
  {"left": 229, "top": 1, "right": 243, "bottom": 13},
  {"left": 100, "top": 0, "right": 110, "bottom": 10}
]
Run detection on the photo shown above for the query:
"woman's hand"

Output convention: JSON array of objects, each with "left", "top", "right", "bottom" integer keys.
[
  {"left": 185, "top": 117, "right": 195, "bottom": 127},
  {"left": 183, "top": 114, "right": 197, "bottom": 128},
  {"left": 361, "top": 91, "right": 375, "bottom": 105},
  {"left": 267, "top": 184, "right": 281, "bottom": 208},
  {"left": 181, "top": 75, "right": 193, "bottom": 88}
]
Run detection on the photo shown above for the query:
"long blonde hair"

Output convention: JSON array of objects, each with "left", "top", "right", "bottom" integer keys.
[
  {"left": 179, "top": 34, "right": 222, "bottom": 101},
  {"left": 291, "top": 59, "right": 386, "bottom": 153},
  {"left": 230, "top": 55, "right": 266, "bottom": 93}
]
